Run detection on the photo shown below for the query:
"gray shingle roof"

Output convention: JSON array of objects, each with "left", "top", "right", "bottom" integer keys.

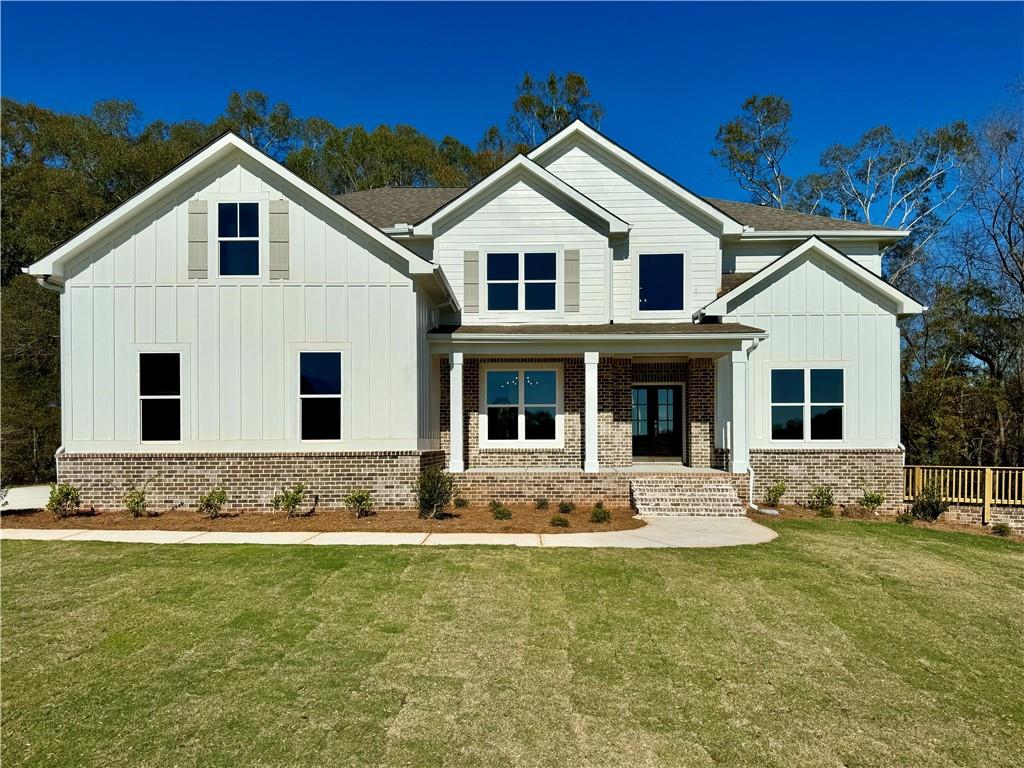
[{"left": 705, "top": 197, "right": 896, "bottom": 233}]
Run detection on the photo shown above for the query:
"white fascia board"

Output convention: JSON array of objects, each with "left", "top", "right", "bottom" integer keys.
[
  {"left": 427, "top": 330, "right": 768, "bottom": 343},
  {"left": 528, "top": 120, "right": 745, "bottom": 236},
  {"left": 26, "top": 133, "right": 438, "bottom": 280},
  {"left": 412, "top": 154, "right": 629, "bottom": 237},
  {"left": 698, "top": 236, "right": 925, "bottom": 317},
  {"left": 733, "top": 230, "right": 910, "bottom": 242}
]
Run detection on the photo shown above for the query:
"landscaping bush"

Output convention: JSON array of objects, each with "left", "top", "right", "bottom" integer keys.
[
  {"left": 46, "top": 482, "right": 81, "bottom": 519},
  {"left": 453, "top": 496, "right": 469, "bottom": 509},
  {"left": 858, "top": 487, "right": 886, "bottom": 515},
  {"left": 418, "top": 466, "right": 453, "bottom": 519},
  {"left": 272, "top": 483, "right": 306, "bottom": 517},
  {"left": 123, "top": 484, "right": 150, "bottom": 518},
  {"left": 491, "top": 504, "right": 512, "bottom": 521},
  {"left": 991, "top": 522, "right": 1012, "bottom": 537},
  {"left": 557, "top": 501, "right": 575, "bottom": 515},
  {"left": 550, "top": 515, "right": 570, "bottom": 528},
  {"left": 896, "top": 511, "right": 915, "bottom": 525},
  {"left": 590, "top": 502, "right": 611, "bottom": 524},
  {"left": 197, "top": 487, "right": 228, "bottom": 519},
  {"left": 762, "top": 480, "right": 786, "bottom": 508},
  {"left": 807, "top": 485, "right": 835, "bottom": 517},
  {"left": 911, "top": 483, "right": 947, "bottom": 522},
  {"left": 535, "top": 498, "right": 549, "bottom": 510},
  {"left": 344, "top": 489, "right": 374, "bottom": 518}
]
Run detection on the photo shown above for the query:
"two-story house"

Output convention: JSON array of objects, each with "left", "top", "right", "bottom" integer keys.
[{"left": 26, "top": 121, "right": 922, "bottom": 515}]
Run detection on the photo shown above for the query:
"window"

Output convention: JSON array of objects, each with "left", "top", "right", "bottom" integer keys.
[
  {"left": 485, "top": 251, "right": 557, "bottom": 311},
  {"left": 638, "top": 253, "right": 684, "bottom": 311},
  {"left": 770, "top": 368, "right": 844, "bottom": 441},
  {"left": 139, "top": 353, "right": 181, "bottom": 442},
  {"left": 299, "top": 352, "right": 342, "bottom": 441},
  {"left": 218, "top": 202, "right": 259, "bottom": 275},
  {"left": 483, "top": 367, "right": 559, "bottom": 444}
]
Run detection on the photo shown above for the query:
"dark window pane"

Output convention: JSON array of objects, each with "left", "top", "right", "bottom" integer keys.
[
  {"left": 141, "top": 399, "right": 180, "bottom": 441},
  {"left": 638, "top": 254, "right": 684, "bottom": 311},
  {"left": 771, "top": 370, "right": 804, "bottom": 403},
  {"left": 771, "top": 405, "right": 804, "bottom": 440},
  {"left": 218, "top": 202, "right": 237, "bottom": 238},
  {"left": 220, "top": 241, "right": 259, "bottom": 275},
  {"left": 487, "top": 407, "right": 517, "bottom": 440},
  {"left": 811, "top": 369, "right": 843, "bottom": 403},
  {"left": 140, "top": 353, "right": 180, "bottom": 396},
  {"left": 811, "top": 406, "right": 843, "bottom": 440},
  {"left": 302, "top": 398, "right": 341, "bottom": 440},
  {"left": 488, "top": 282, "right": 518, "bottom": 311},
  {"left": 300, "top": 353, "right": 341, "bottom": 395},
  {"left": 524, "top": 282, "right": 556, "bottom": 310},
  {"left": 524, "top": 252, "right": 556, "bottom": 280},
  {"left": 525, "top": 407, "right": 556, "bottom": 440},
  {"left": 486, "top": 371, "right": 519, "bottom": 405},
  {"left": 524, "top": 371, "right": 556, "bottom": 404},
  {"left": 487, "top": 253, "right": 518, "bottom": 281},
  {"left": 238, "top": 202, "right": 259, "bottom": 237}
]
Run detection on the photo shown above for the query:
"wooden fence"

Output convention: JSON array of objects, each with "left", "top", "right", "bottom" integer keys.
[{"left": 904, "top": 465, "right": 1024, "bottom": 524}]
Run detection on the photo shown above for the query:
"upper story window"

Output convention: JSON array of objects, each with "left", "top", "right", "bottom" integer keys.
[
  {"left": 218, "top": 202, "right": 259, "bottom": 276},
  {"left": 299, "top": 352, "right": 342, "bottom": 441},
  {"left": 638, "top": 253, "right": 684, "bottom": 311},
  {"left": 771, "top": 368, "right": 844, "bottom": 441},
  {"left": 486, "top": 251, "right": 557, "bottom": 311},
  {"left": 139, "top": 353, "right": 181, "bottom": 442}
]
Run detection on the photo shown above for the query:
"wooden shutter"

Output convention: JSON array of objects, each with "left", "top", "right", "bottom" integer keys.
[
  {"left": 564, "top": 249, "right": 580, "bottom": 312},
  {"left": 187, "top": 200, "right": 208, "bottom": 278},
  {"left": 463, "top": 250, "right": 479, "bottom": 313},
  {"left": 269, "top": 199, "right": 289, "bottom": 279}
]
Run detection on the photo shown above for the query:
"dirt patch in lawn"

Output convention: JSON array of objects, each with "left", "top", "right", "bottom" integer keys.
[{"left": 1, "top": 503, "right": 644, "bottom": 534}]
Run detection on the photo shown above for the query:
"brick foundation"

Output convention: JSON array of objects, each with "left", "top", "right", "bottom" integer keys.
[
  {"left": 57, "top": 450, "right": 444, "bottom": 512},
  {"left": 750, "top": 448, "right": 904, "bottom": 513},
  {"left": 941, "top": 504, "right": 1024, "bottom": 532}
]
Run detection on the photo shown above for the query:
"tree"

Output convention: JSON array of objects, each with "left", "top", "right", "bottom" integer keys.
[
  {"left": 711, "top": 94, "right": 795, "bottom": 208},
  {"left": 215, "top": 91, "right": 300, "bottom": 158}
]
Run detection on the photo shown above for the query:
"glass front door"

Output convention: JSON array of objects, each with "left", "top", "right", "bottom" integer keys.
[{"left": 631, "top": 386, "right": 683, "bottom": 458}]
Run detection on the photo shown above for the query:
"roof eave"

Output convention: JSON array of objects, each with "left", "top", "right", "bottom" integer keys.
[{"left": 730, "top": 229, "right": 909, "bottom": 242}]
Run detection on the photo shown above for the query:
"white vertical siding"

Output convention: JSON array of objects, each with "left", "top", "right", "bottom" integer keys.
[{"left": 724, "top": 239, "right": 883, "bottom": 275}]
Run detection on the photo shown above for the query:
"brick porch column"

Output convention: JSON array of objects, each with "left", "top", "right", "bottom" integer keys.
[
  {"left": 584, "top": 351, "right": 599, "bottom": 472},
  {"left": 730, "top": 349, "right": 749, "bottom": 473},
  {"left": 449, "top": 351, "right": 464, "bottom": 472}
]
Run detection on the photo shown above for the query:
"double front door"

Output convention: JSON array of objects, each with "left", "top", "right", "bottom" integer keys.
[{"left": 631, "top": 385, "right": 684, "bottom": 459}]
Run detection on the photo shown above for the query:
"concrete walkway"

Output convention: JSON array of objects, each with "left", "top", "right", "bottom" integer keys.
[{"left": 0, "top": 516, "right": 776, "bottom": 548}]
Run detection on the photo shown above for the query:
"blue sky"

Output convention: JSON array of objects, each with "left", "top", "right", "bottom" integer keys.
[{"left": 2, "top": 1, "right": 1021, "bottom": 199}]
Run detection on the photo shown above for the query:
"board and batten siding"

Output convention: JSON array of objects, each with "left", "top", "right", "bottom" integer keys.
[
  {"left": 540, "top": 141, "right": 723, "bottom": 322},
  {"left": 60, "top": 155, "right": 432, "bottom": 452},
  {"left": 717, "top": 253, "right": 901, "bottom": 449},
  {"left": 724, "top": 240, "right": 884, "bottom": 276},
  {"left": 432, "top": 176, "right": 611, "bottom": 324}
]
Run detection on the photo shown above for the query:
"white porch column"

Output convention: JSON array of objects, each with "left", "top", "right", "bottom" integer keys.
[
  {"left": 729, "top": 349, "right": 749, "bottom": 473},
  {"left": 449, "top": 352, "right": 464, "bottom": 473},
  {"left": 584, "top": 351, "right": 600, "bottom": 473}
]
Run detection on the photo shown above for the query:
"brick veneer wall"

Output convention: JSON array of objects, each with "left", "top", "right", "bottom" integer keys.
[
  {"left": 599, "top": 357, "right": 632, "bottom": 467},
  {"left": 750, "top": 448, "right": 904, "bottom": 513},
  {"left": 57, "top": 450, "right": 444, "bottom": 512},
  {"left": 632, "top": 361, "right": 688, "bottom": 384},
  {"left": 942, "top": 504, "right": 1024, "bottom": 532},
  {"left": 686, "top": 358, "right": 716, "bottom": 469}
]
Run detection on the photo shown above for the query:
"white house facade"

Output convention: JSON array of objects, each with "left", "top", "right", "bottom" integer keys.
[{"left": 27, "top": 122, "right": 922, "bottom": 514}]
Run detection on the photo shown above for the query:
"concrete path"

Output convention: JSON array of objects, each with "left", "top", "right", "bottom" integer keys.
[
  {"left": 0, "top": 516, "right": 776, "bottom": 548},
  {"left": 2, "top": 485, "right": 50, "bottom": 511}
]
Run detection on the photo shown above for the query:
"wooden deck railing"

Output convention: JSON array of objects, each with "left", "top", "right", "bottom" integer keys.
[{"left": 904, "top": 465, "right": 1024, "bottom": 523}]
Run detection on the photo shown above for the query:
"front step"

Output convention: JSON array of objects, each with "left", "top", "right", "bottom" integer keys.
[{"left": 630, "top": 476, "right": 747, "bottom": 517}]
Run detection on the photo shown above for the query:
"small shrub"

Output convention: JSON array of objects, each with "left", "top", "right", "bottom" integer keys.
[
  {"left": 46, "top": 482, "right": 81, "bottom": 519},
  {"left": 344, "top": 489, "right": 374, "bottom": 518},
  {"left": 896, "top": 511, "right": 915, "bottom": 525},
  {"left": 492, "top": 504, "right": 512, "bottom": 521},
  {"left": 197, "top": 487, "right": 228, "bottom": 519},
  {"left": 488, "top": 499, "right": 504, "bottom": 513},
  {"left": 453, "top": 496, "right": 469, "bottom": 509},
  {"left": 858, "top": 487, "right": 885, "bottom": 514},
  {"left": 123, "top": 484, "right": 149, "bottom": 518},
  {"left": 418, "top": 466, "right": 453, "bottom": 519},
  {"left": 590, "top": 504, "right": 611, "bottom": 524},
  {"left": 763, "top": 480, "right": 786, "bottom": 508},
  {"left": 557, "top": 501, "right": 575, "bottom": 515},
  {"left": 911, "top": 482, "right": 947, "bottom": 522},
  {"left": 991, "top": 522, "right": 1012, "bottom": 538},
  {"left": 535, "top": 498, "right": 549, "bottom": 510},
  {"left": 550, "top": 515, "right": 570, "bottom": 528},
  {"left": 272, "top": 483, "right": 306, "bottom": 517},
  {"left": 807, "top": 484, "right": 834, "bottom": 517}
]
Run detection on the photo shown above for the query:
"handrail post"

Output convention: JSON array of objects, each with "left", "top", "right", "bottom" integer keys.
[
  {"left": 913, "top": 466, "right": 922, "bottom": 498},
  {"left": 982, "top": 467, "right": 993, "bottom": 526}
]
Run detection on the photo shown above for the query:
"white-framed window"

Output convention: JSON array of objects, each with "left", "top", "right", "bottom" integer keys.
[
  {"left": 139, "top": 352, "right": 181, "bottom": 443},
  {"left": 480, "top": 364, "right": 562, "bottom": 447},
  {"left": 218, "top": 202, "right": 260, "bottom": 276},
  {"left": 299, "top": 351, "right": 343, "bottom": 441},
  {"left": 770, "top": 368, "right": 844, "bottom": 441},
  {"left": 485, "top": 251, "right": 557, "bottom": 311},
  {"left": 637, "top": 252, "right": 685, "bottom": 311}
]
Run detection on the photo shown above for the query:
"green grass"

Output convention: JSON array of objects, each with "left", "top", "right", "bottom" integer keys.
[{"left": 2, "top": 519, "right": 1022, "bottom": 767}]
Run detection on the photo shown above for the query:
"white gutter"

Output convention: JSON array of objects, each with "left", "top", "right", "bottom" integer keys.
[{"left": 428, "top": 331, "right": 768, "bottom": 343}]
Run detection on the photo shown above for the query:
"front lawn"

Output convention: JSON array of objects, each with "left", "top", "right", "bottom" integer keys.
[{"left": 2, "top": 519, "right": 1022, "bottom": 767}]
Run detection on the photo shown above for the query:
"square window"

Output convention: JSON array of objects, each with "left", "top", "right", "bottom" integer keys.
[
  {"left": 484, "top": 366, "right": 559, "bottom": 445},
  {"left": 140, "top": 353, "right": 180, "bottom": 396},
  {"left": 524, "top": 370, "right": 556, "bottom": 404},
  {"left": 811, "top": 369, "right": 843, "bottom": 403},
  {"left": 487, "top": 407, "right": 518, "bottom": 440},
  {"left": 524, "top": 252, "right": 556, "bottom": 281},
  {"left": 525, "top": 407, "right": 556, "bottom": 439},
  {"left": 771, "top": 405, "right": 804, "bottom": 440},
  {"left": 771, "top": 370, "right": 804, "bottom": 403},
  {"left": 301, "top": 398, "right": 341, "bottom": 441},
  {"left": 525, "top": 282, "right": 556, "bottom": 310},
  {"left": 811, "top": 405, "right": 842, "bottom": 440},
  {"left": 487, "top": 253, "right": 518, "bottom": 281},
  {"left": 300, "top": 352, "right": 342, "bottom": 395},
  {"left": 487, "top": 283, "right": 519, "bottom": 311},
  {"left": 141, "top": 399, "right": 181, "bottom": 442},
  {"left": 220, "top": 241, "right": 259, "bottom": 276},
  {"left": 638, "top": 254, "right": 684, "bottom": 311},
  {"left": 486, "top": 371, "right": 519, "bottom": 405}
]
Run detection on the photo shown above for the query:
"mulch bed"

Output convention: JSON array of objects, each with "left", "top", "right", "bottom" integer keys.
[{"left": 1, "top": 503, "right": 644, "bottom": 535}]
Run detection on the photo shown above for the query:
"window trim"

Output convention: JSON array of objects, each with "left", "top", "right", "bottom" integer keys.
[
  {"left": 479, "top": 362, "right": 564, "bottom": 449},
  {"left": 217, "top": 201, "right": 262, "bottom": 278},
  {"left": 297, "top": 350, "right": 344, "bottom": 443},
  {"left": 769, "top": 366, "right": 845, "bottom": 444},
  {"left": 138, "top": 351, "right": 183, "bottom": 445},
  {"left": 481, "top": 248, "right": 562, "bottom": 314},
  {"left": 632, "top": 250, "right": 689, "bottom": 318}
]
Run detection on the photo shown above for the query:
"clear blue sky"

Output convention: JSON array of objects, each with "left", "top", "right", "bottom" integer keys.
[{"left": 2, "top": 1, "right": 1021, "bottom": 199}]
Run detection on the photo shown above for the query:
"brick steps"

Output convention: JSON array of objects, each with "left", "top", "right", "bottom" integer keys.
[{"left": 630, "top": 476, "right": 747, "bottom": 517}]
